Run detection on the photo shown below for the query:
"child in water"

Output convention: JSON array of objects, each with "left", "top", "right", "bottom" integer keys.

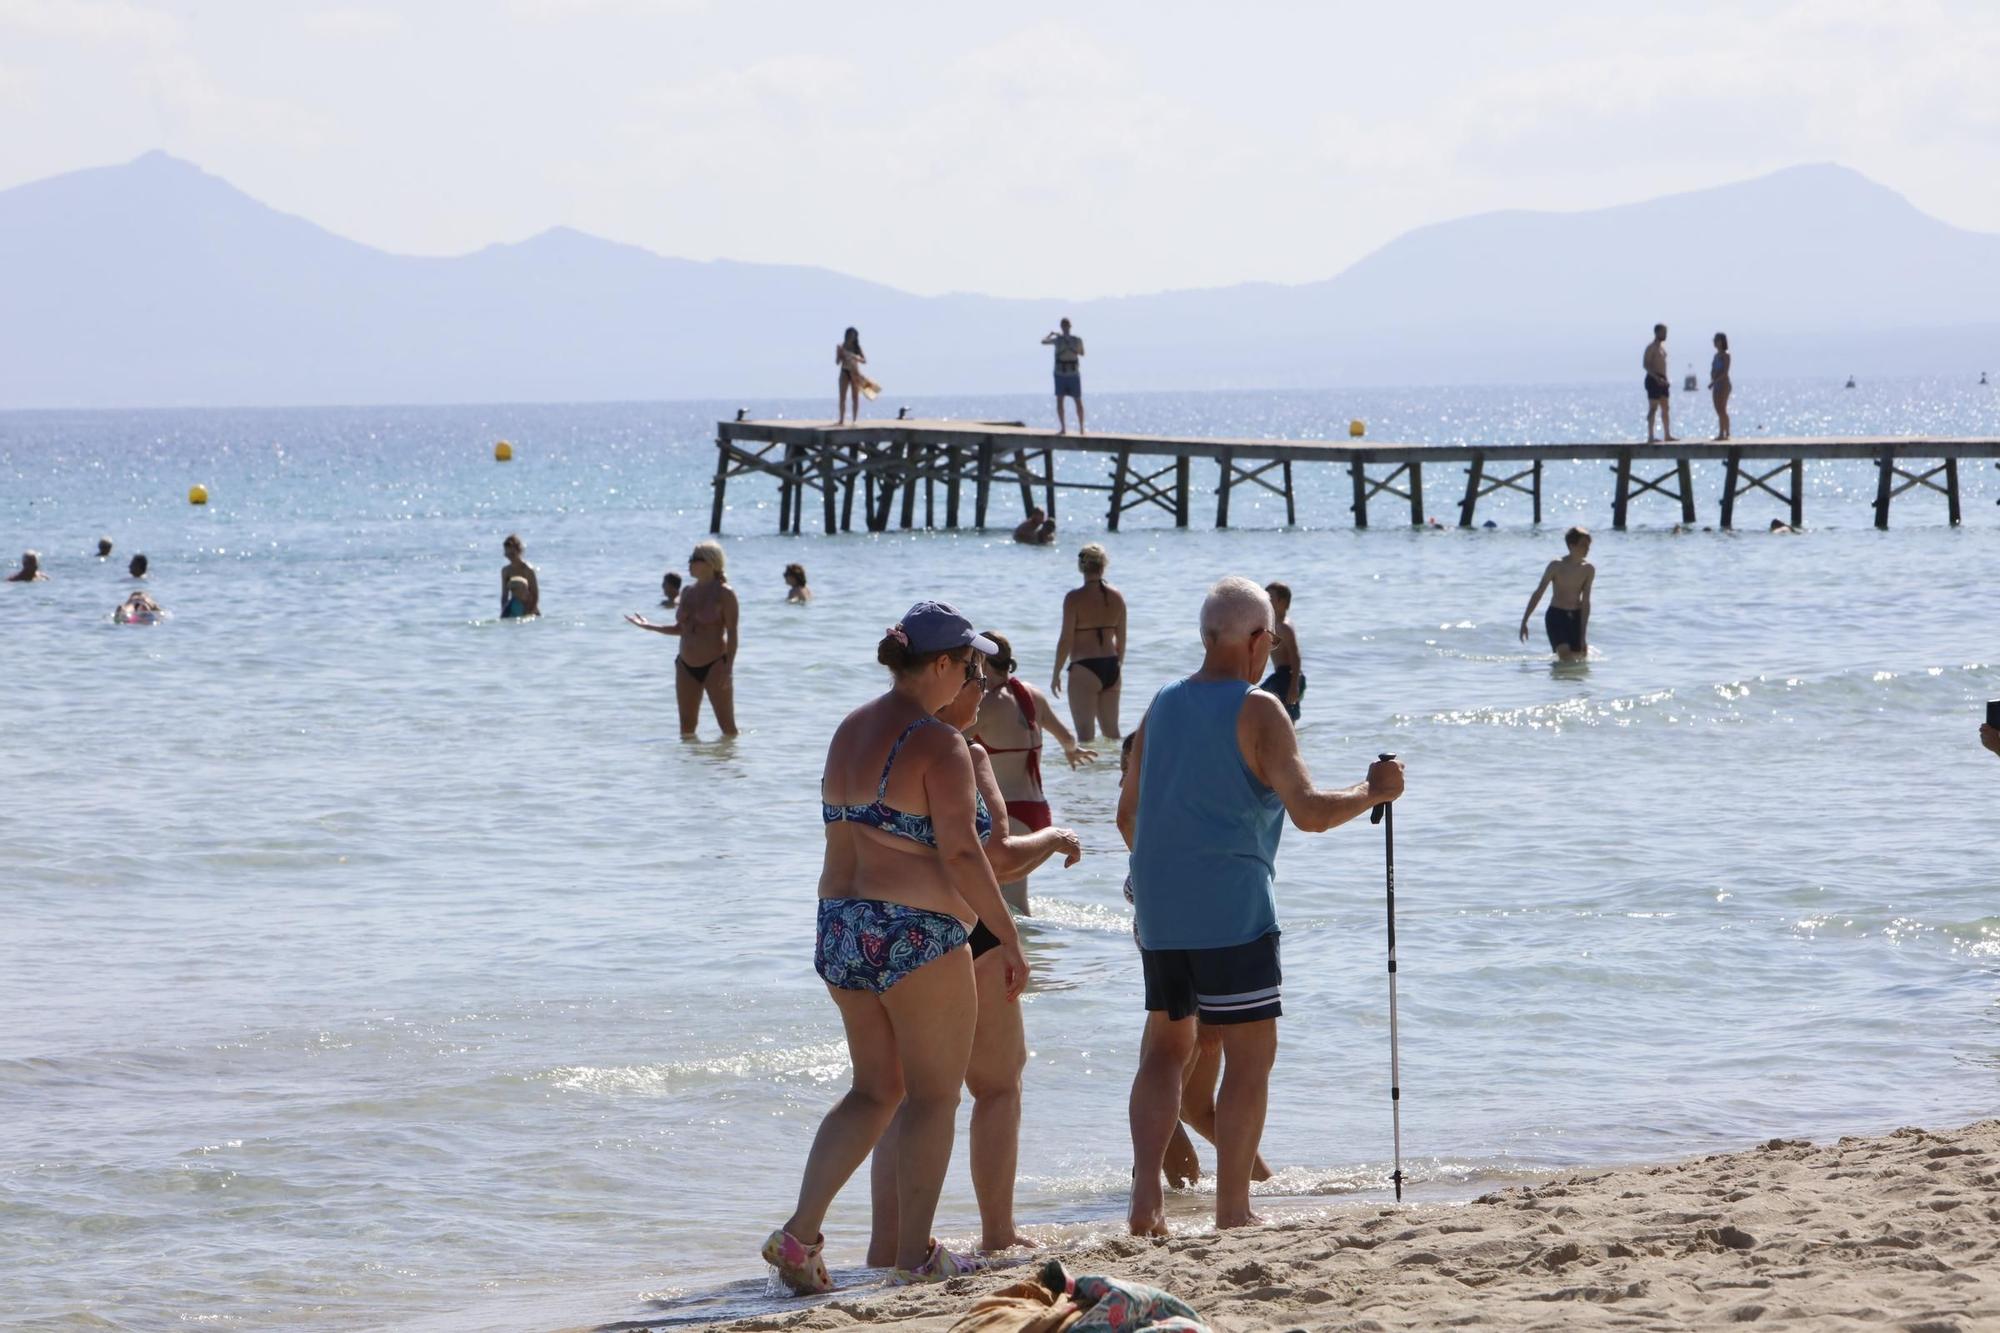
[
  {"left": 501, "top": 575, "right": 533, "bottom": 619},
  {"left": 783, "top": 563, "right": 811, "bottom": 604},
  {"left": 1258, "top": 581, "right": 1306, "bottom": 720},
  {"left": 1518, "top": 526, "right": 1594, "bottom": 662}
]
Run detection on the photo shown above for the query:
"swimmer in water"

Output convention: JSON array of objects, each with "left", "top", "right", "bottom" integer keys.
[
  {"left": 500, "top": 534, "right": 540, "bottom": 618},
  {"left": 661, "top": 571, "right": 682, "bottom": 608},
  {"left": 128, "top": 554, "right": 148, "bottom": 579},
  {"left": 784, "top": 562, "right": 812, "bottom": 604},
  {"left": 501, "top": 575, "right": 533, "bottom": 619},
  {"left": 1519, "top": 526, "right": 1594, "bottom": 663},
  {"left": 1012, "top": 508, "right": 1053, "bottom": 545},
  {"left": 8, "top": 551, "right": 47, "bottom": 582},
  {"left": 97, "top": 537, "right": 113, "bottom": 560},
  {"left": 113, "top": 590, "right": 163, "bottom": 624}
]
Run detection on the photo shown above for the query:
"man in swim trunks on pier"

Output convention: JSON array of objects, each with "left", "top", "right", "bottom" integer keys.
[
  {"left": 1644, "top": 323, "right": 1677, "bottom": 443},
  {"left": 1519, "top": 526, "right": 1594, "bottom": 663},
  {"left": 1042, "top": 318, "right": 1086, "bottom": 436},
  {"left": 1118, "top": 576, "right": 1403, "bottom": 1235}
]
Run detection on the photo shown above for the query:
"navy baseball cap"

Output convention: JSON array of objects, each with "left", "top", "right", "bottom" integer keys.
[{"left": 898, "top": 600, "right": 999, "bottom": 656}]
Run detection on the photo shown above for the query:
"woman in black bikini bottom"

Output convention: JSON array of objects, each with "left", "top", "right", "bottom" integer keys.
[
  {"left": 1052, "top": 543, "right": 1126, "bottom": 742},
  {"left": 624, "top": 539, "right": 740, "bottom": 736}
]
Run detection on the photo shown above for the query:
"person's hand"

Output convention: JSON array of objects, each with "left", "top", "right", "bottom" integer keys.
[
  {"left": 624, "top": 613, "right": 654, "bottom": 628},
  {"left": 1981, "top": 723, "right": 2000, "bottom": 758},
  {"left": 1050, "top": 828, "right": 1083, "bottom": 867},
  {"left": 1366, "top": 757, "right": 1405, "bottom": 804},
  {"left": 1518, "top": 622, "right": 1529, "bottom": 643},
  {"left": 1050, "top": 673, "right": 1063, "bottom": 698},
  {"left": 1062, "top": 744, "right": 1095, "bottom": 767},
  {"left": 998, "top": 940, "right": 1031, "bottom": 1001}
]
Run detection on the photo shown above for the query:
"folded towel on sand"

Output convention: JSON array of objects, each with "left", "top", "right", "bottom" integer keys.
[{"left": 946, "top": 1266, "right": 1209, "bottom": 1333}]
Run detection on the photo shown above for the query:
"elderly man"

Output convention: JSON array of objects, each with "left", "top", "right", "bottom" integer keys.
[{"left": 1116, "top": 576, "right": 1403, "bottom": 1235}]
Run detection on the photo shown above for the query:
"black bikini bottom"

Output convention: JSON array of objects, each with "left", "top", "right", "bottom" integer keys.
[
  {"left": 1072, "top": 656, "right": 1120, "bottom": 689},
  {"left": 679, "top": 656, "right": 721, "bottom": 685}
]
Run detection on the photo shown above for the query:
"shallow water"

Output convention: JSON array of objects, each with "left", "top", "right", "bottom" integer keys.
[{"left": 3, "top": 380, "right": 1998, "bottom": 1330}]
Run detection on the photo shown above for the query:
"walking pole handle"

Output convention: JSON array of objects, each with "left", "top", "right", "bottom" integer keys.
[{"left": 1370, "top": 752, "right": 1396, "bottom": 825}]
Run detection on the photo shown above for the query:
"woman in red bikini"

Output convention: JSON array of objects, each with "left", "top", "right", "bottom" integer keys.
[
  {"left": 1049, "top": 543, "right": 1127, "bottom": 743},
  {"left": 974, "top": 631, "right": 1093, "bottom": 914}
]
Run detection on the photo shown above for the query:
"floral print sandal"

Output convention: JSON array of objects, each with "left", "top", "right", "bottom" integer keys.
[
  {"left": 760, "top": 1228, "right": 833, "bottom": 1295},
  {"left": 888, "top": 1239, "right": 986, "bottom": 1286}
]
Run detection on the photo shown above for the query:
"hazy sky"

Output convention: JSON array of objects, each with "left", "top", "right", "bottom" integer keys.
[{"left": 4, "top": 0, "right": 1999, "bottom": 299}]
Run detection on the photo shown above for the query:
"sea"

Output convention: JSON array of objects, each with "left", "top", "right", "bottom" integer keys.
[{"left": 3, "top": 380, "right": 1997, "bottom": 1331}]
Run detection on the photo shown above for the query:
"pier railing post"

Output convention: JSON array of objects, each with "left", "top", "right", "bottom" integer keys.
[
  {"left": 1458, "top": 454, "right": 1484, "bottom": 528},
  {"left": 1349, "top": 459, "right": 1368, "bottom": 529},
  {"left": 1612, "top": 450, "right": 1633, "bottom": 531},
  {"left": 709, "top": 434, "right": 730, "bottom": 534}
]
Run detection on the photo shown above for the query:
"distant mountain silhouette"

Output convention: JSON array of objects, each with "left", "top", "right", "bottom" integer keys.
[{"left": 2, "top": 153, "right": 1996, "bottom": 408}]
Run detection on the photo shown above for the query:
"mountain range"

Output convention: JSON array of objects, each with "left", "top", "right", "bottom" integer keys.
[{"left": 2, "top": 152, "right": 1997, "bottom": 409}]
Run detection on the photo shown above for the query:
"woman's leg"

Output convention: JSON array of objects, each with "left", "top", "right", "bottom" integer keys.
[
  {"left": 674, "top": 662, "right": 703, "bottom": 736},
  {"left": 865, "top": 1104, "right": 906, "bottom": 1267},
  {"left": 1066, "top": 664, "right": 1101, "bottom": 743},
  {"left": 781, "top": 986, "right": 905, "bottom": 1246},
  {"left": 999, "top": 815, "right": 1031, "bottom": 915},
  {"left": 878, "top": 945, "right": 978, "bottom": 1270},
  {"left": 705, "top": 660, "right": 738, "bottom": 737},
  {"left": 1717, "top": 387, "right": 1731, "bottom": 441},
  {"left": 837, "top": 375, "right": 848, "bottom": 425},
  {"left": 1096, "top": 678, "right": 1122, "bottom": 741},
  {"left": 965, "top": 946, "right": 1033, "bottom": 1251}
]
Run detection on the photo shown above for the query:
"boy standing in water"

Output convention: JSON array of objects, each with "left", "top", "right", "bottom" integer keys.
[
  {"left": 1259, "top": 581, "right": 1305, "bottom": 721},
  {"left": 1519, "top": 526, "right": 1594, "bottom": 662}
]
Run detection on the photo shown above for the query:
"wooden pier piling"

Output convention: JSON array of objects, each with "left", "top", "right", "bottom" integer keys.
[{"left": 710, "top": 420, "right": 1999, "bottom": 535}]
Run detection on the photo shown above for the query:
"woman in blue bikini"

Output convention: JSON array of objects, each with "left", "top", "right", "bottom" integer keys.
[{"left": 761, "top": 601, "right": 1029, "bottom": 1293}]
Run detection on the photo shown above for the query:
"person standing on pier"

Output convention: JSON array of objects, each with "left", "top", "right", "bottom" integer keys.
[
  {"left": 1051, "top": 543, "right": 1126, "bottom": 742},
  {"left": 1118, "top": 576, "right": 1404, "bottom": 1236},
  {"left": 836, "top": 327, "right": 875, "bottom": 426},
  {"left": 1644, "top": 324, "right": 1677, "bottom": 443},
  {"left": 1709, "top": 332, "right": 1732, "bottom": 441},
  {"left": 1042, "top": 317, "right": 1086, "bottom": 436}
]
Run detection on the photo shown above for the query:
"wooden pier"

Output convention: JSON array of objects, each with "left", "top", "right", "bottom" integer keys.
[{"left": 711, "top": 419, "right": 2000, "bottom": 534}]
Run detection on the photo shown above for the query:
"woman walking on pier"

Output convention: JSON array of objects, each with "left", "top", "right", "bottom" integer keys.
[
  {"left": 836, "top": 327, "right": 875, "bottom": 426},
  {"left": 1709, "top": 332, "right": 1732, "bottom": 441},
  {"left": 972, "top": 631, "right": 1093, "bottom": 913},
  {"left": 1051, "top": 543, "right": 1127, "bottom": 743},
  {"left": 624, "top": 540, "right": 740, "bottom": 737}
]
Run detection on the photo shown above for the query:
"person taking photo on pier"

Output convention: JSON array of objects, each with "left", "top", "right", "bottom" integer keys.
[
  {"left": 1051, "top": 543, "right": 1126, "bottom": 742},
  {"left": 1644, "top": 323, "right": 1677, "bottom": 443},
  {"left": 1041, "top": 317, "right": 1086, "bottom": 436},
  {"left": 1118, "top": 576, "right": 1403, "bottom": 1236}
]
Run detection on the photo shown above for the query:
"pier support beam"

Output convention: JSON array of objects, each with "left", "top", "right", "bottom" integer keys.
[
  {"left": 1873, "top": 454, "right": 1960, "bottom": 528},
  {"left": 974, "top": 443, "right": 993, "bottom": 529},
  {"left": 1611, "top": 450, "right": 1695, "bottom": 530},
  {"left": 1107, "top": 452, "right": 1189, "bottom": 531},
  {"left": 1348, "top": 461, "right": 1425, "bottom": 528},
  {"left": 1457, "top": 455, "right": 1542, "bottom": 527},
  {"left": 1719, "top": 451, "right": 1805, "bottom": 530},
  {"left": 709, "top": 434, "right": 729, "bottom": 534},
  {"left": 1215, "top": 451, "right": 1291, "bottom": 527}
]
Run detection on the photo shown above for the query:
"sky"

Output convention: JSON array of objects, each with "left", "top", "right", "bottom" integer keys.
[{"left": 3, "top": 0, "right": 2000, "bottom": 301}]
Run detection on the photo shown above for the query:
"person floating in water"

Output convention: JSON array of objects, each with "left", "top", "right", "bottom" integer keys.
[
  {"left": 96, "top": 536, "right": 113, "bottom": 560},
  {"left": 661, "top": 570, "right": 681, "bottom": 608},
  {"left": 625, "top": 539, "right": 739, "bottom": 737},
  {"left": 8, "top": 551, "right": 47, "bottom": 582},
  {"left": 784, "top": 562, "right": 812, "bottom": 604},
  {"left": 500, "top": 534, "right": 540, "bottom": 618},
  {"left": 1258, "top": 581, "right": 1306, "bottom": 721},
  {"left": 128, "top": 553, "right": 148, "bottom": 579},
  {"left": 1644, "top": 323, "right": 1677, "bottom": 443},
  {"left": 1519, "top": 526, "right": 1594, "bottom": 663},
  {"left": 500, "top": 575, "right": 534, "bottom": 619},
  {"left": 113, "top": 590, "right": 163, "bottom": 624},
  {"left": 1012, "top": 507, "right": 1056, "bottom": 545},
  {"left": 1051, "top": 543, "right": 1126, "bottom": 742},
  {"left": 1041, "top": 317, "right": 1086, "bottom": 436},
  {"left": 1768, "top": 518, "right": 1796, "bottom": 534},
  {"left": 1709, "top": 332, "right": 1732, "bottom": 441}
]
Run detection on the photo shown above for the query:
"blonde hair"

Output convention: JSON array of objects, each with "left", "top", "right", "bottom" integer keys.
[
  {"left": 692, "top": 540, "right": 727, "bottom": 580},
  {"left": 1078, "top": 543, "right": 1108, "bottom": 576}
]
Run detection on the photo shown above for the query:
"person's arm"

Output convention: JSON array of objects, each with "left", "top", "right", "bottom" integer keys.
[
  {"left": 973, "top": 749, "right": 1079, "bottom": 879},
  {"left": 1041, "top": 332, "right": 1058, "bottom": 345},
  {"left": 1075, "top": 338, "right": 1085, "bottom": 358},
  {"left": 1981, "top": 724, "right": 2000, "bottom": 758},
  {"left": 1577, "top": 564, "right": 1594, "bottom": 645},
  {"left": 524, "top": 566, "right": 541, "bottom": 616},
  {"left": 1115, "top": 717, "right": 1146, "bottom": 851},
  {"left": 926, "top": 737, "right": 1029, "bottom": 999},
  {"left": 500, "top": 571, "right": 509, "bottom": 617},
  {"left": 623, "top": 613, "right": 680, "bottom": 635},
  {"left": 721, "top": 587, "right": 739, "bottom": 663},
  {"left": 1113, "top": 593, "right": 1128, "bottom": 663},
  {"left": 1242, "top": 690, "right": 1402, "bottom": 832},
  {"left": 1050, "top": 597, "right": 1074, "bottom": 696},
  {"left": 1287, "top": 625, "right": 1304, "bottom": 707},
  {"left": 1031, "top": 685, "right": 1095, "bottom": 765},
  {"left": 1519, "top": 564, "right": 1554, "bottom": 641}
]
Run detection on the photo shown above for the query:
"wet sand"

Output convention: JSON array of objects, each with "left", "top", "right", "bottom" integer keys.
[{"left": 643, "top": 1119, "right": 2000, "bottom": 1332}]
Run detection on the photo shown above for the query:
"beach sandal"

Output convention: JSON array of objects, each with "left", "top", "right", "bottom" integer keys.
[
  {"left": 760, "top": 1228, "right": 832, "bottom": 1296},
  {"left": 888, "top": 1238, "right": 986, "bottom": 1285}
]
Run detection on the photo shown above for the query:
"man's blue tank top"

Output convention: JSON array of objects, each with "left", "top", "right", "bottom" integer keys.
[{"left": 1130, "top": 677, "right": 1284, "bottom": 950}]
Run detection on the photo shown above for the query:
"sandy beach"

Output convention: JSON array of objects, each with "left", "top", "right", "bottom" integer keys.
[{"left": 653, "top": 1119, "right": 2000, "bottom": 1333}]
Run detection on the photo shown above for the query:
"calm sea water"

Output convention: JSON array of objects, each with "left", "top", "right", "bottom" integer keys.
[{"left": 4, "top": 381, "right": 1998, "bottom": 1331}]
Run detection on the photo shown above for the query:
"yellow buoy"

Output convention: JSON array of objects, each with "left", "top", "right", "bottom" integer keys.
[
  {"left": 187, "top": 483, "right": 209, "bottom": 505},
  {"left": 1348, "top": 420, "right": 1366, "bottom": 438},
  {"left": 494, "top": 440, "right": 514, "bottom": 462}
]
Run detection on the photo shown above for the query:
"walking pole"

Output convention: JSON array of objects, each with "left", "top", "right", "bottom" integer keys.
[{"left": 1369, "top": 752, "right": 1404, "bottom": 1201}]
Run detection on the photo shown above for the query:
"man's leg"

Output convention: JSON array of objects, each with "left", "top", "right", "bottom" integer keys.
[
  {"left": 1212, "top": 1018, "right": 1278, "bottom": 1228},
  {"left": 1662, "top": 398, "right": 1675, "bottom": 442},
  {"left": 1128, "top": 1010, "right": 1197, "bottom": 1235},
  {"left": 1075, "top": 392, "right": 1086, "bottom": 436},
  {"left": 1646, "top": 399, "right": 1659, "bottom": 442},
  {"left": 1056, "top": 394, "right": 1068, "bottom": 435}
]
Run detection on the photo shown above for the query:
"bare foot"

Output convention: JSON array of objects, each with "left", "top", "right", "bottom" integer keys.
[
  {"left": 1215, "top": 1208, "right": 1266, "bottom": 1230},
  {"left": 1646, "top": 435, "right": 1658, "bottom": 444},
  {"left": 1664, "top": 434, "right": 1679, "bottom": 442},
  {"left": 1128, "top": 1181, "right": 1169, "bottom": 1237},
  {"left": 1165, "top": 1125, "right": 1201, "bottom": 1188},
  {"left": 1251, "top": 1154, "right": 1274, "bottom": 1184},
  {"left": 980, "top": 1231, "right": 1041, "bottom": 1253}
]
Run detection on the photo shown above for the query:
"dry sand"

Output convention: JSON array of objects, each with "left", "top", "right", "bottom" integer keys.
[{"left": 653, "top": 1120, "right": 2000, "bottom": 1333}]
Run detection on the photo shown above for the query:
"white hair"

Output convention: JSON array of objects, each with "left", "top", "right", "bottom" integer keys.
[{"left": 1199, "top": 576, "right": 1273, "bottom": 643}]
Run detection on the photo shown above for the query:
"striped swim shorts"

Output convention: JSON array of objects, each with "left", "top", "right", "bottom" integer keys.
[{"left": 1139, "top": 932, "right": 1282, "bottom": 1025}]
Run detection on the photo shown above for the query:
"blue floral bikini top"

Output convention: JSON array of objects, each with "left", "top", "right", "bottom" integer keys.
[{"left": 823, "top": 716, "right": 992, "bottom": 846}]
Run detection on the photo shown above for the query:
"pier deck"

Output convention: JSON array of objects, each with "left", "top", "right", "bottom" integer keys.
[{"left": 712, "top": 418, "right": 2000, "bottom": 534}]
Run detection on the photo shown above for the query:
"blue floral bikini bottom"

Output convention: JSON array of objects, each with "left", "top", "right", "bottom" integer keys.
[{"left": 815, "top": 898, "right": 969, "bottom": 994}]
